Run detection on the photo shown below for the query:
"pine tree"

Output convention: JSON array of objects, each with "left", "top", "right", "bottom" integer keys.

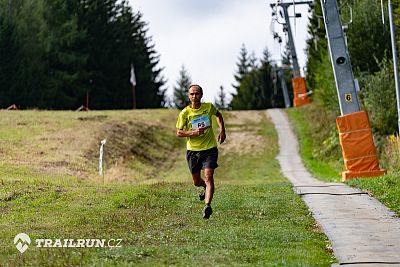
[
  {"left": 232, "top": 44, "right": 250, "bottom": 94},
  {"left": 7, "top": 0, "right": 48, "bottom": 108},
  {"left": 231, "top": 47, "right": 277, "bottom": 110},
  {"left": 173, "top": 65, "right": 192, "bottom": 109},
  {"left": 215, "top": 85, "right": 227, "bottom": 110},
  {"left": 41, "top": 0, "right": 87, "bottom": 109},
  {"left": 0, "top": 0, "right": 166, "bottom": 109},
  {"left": 76, "top": 0, "right": 166, "bottom": 109},
  {"left": 231, "top": 69, "right": 259, "bottom": 110},
  {"left": 129, "top": 9, "right": 166, "bottom": 108},
  {"left": 258, "top": 48, "right": 277, "bottom": 108},
  {"left": 249, "top": 51, "right": 258, "bottom": 70},
  {"left": 0, "top": 12, "right": 19, "bottom": 108}
]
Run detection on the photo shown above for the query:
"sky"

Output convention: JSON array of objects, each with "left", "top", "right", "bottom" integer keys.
[{"left": 128, "top": 0, "right": 312, "bottom": 103}]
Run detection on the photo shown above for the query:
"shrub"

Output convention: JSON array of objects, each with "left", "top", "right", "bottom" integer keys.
[
  {"left": 360, "top": 58, "right": 397, "bottom": 135},
  {"left": 313, "top": 53, "right": 339, "bottom": 113},
  {"left": 382, "top": 135, "right": 400, "bottom": 172}
]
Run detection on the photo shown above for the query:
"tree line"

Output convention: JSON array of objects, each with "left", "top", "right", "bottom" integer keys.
[
  {"left": 0, "top": 0, "right": 166, "bottom": 110},
  {"left": 172, "top": 44, "right": 293, "bottom": 110},
  {"left": 229, "top": 44, "right": 293, "bottom": 110}
]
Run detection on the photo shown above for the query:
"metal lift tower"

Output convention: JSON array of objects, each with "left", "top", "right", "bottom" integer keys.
[
  {"left": 270, "top": 0, "right": 312, "bottom": 107},
  {"left": 320, "top": 0, "right": 385, "bottom": 180}
]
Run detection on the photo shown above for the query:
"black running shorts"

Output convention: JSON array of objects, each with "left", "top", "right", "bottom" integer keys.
[{"left": 186, "top": 147, "right": 218, "bottom": 174}]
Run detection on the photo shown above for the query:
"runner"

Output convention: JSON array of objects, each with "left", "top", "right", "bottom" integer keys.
[{"left": 176, "top": 84, "right": 226, "bottom": 219}]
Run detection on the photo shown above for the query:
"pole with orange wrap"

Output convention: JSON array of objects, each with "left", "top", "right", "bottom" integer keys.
[{"left": 321, "top": 0, "right": 385, "bottom": 181}]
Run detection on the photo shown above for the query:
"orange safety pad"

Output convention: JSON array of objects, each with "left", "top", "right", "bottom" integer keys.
[
  {"left": 345, "top": 155, "right": 380, "bottom": 171},
  {"left": 340, "top": 130, "right": 376, "bottom": 160},
  {"left": 336, "top": 110, "right": 386, "bottom": 181},
  {"left": 342, "top": 170, "right": 386, "bottom": 181},
  {"left": 292, "top": 77, "right": 310, "bottom": 107},
  {"left": 336, "top": 110, "right": 371, "bottom": 132}
]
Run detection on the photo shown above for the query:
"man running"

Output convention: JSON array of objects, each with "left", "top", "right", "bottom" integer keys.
[{"left": 176, "top": 84, "right": 226, "bottom": 219}]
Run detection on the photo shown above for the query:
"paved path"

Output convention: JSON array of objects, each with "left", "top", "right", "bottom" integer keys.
[{"left": 267, "top": 109, "right": 400, "bottom": 267}]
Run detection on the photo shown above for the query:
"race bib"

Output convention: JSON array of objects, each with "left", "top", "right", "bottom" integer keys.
[{"left": 191, "top": 115, "right": 210, "bottom": 130}]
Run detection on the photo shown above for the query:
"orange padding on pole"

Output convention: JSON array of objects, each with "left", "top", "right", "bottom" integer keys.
[
  {"left": 336, "top": 110, "right": 386, "bottom": 181},
  {"left": 292, "top": 77, "right": 310, "bottom": 107}
]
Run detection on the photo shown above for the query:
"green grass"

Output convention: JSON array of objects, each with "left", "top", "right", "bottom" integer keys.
[
  {"left": 286, "top": 105, "right": 342, "bottom": 182},
  {"left": 0, "top": 109, "right": 334, "bottom": 266},
  {"left": 347, "top": 173, "right": 400, "bottom": 215}
]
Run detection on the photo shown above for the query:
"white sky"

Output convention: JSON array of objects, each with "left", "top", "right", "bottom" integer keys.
[{"left": 128, "top": 0, "right": 311, "bottom": 103}]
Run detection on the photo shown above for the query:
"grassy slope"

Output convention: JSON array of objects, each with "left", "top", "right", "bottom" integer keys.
[
  {"left": 286, "top": 104, "right": 400, "bottom": 216},
  {"left": 0, "top": 109, "right": 334, "bottom": 266}
]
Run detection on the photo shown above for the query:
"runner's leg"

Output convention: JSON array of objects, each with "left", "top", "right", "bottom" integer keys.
[
  {"left": 204, "top": 168, "right": 214, "bottom": 204},
  {"left": 192, "top": 172, "right": 206, "bottom": 188}
]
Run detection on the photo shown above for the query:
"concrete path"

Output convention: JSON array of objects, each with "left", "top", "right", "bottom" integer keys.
[{"left": 267, "top": 109, "right": 400, "bottom": 266}]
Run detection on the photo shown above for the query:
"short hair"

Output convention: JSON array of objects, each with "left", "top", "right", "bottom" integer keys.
[{"left": 188, "top": 84, "right": 203, "bottom": 94}]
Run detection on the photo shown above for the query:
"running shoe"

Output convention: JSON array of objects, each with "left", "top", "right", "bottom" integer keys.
[
  {"left": 199, "top": 189, "right": 205, "bottom": 201},
  {"left": 203, "top": 204, "right": 212, "bottom": 219}
]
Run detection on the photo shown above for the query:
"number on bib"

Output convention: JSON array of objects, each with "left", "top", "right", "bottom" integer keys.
[{"left": 191, "top": 116, "right": 210, "bottom": 130}]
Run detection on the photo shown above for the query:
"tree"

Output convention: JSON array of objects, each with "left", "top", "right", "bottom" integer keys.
[
  {"left": 0, "top": 0, "right": 49, "bottom": 109},
  {"left": 214, "top": 85, "right": 227, "bottom": 110},
  {"left": 259, "top": 49, "right": 281, "bottom": 108},
  {"left": 230, "top": 69, "right": 261, "bottom": 110},
  {"left": 346, "top": 0, "right": 391, "bottom": 74},
  {"left": 0, "top": 0, "right": 166, "bottom": 109},
  {"left": 0, "top": 12, "right": 19, "bottom": 108},
  {"left": 40, "top": 0, "right": 87, "bottom": 109},
  {"left": 128, "top": 8, "right": 167, "bottom": 108},
  {"left": 362, "top": 58, "right": 397, "bottom": 135},
  {"left": 232, "top": 44, "right": 250, "bottom": 94},
  {"left": 77, "top": 0, "right": 166, "bottom": 109},
  {"left": 173, "top": 65, "right": 192, "bottom": 109},
  {"left": 248, "top": 51, "right": 258, "bottom": 69},
  {"left": 231, "top": 47, "right": 277, "bottom": 110}
]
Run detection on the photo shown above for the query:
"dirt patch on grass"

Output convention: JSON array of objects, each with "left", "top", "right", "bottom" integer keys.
[
  {"left": 224, "top": 110, "right": 265, "bottom": 125},
  {"left": 220, "top": 110, "right": 266, "bottom": 156},
  {"left": 221, "top": 131, "right": 265, "bottom": 156}
]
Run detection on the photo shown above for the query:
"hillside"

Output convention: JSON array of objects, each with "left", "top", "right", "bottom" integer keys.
[
  {"left": 0, "top": 109, "right": 182, "bottom": 183},
  {"left": 0, "top": 109, "right": 333, "bottom": 266}
]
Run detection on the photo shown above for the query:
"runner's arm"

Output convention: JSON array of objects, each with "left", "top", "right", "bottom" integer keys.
[
  {"left": 216, "top": 111, "right": 226, "bottom": 144},
  {"left": 176, "top": 112, "right": 205, "bottom": 137},
  {"left": 176, "top": 128, "right": 205, "bottom": 137}
]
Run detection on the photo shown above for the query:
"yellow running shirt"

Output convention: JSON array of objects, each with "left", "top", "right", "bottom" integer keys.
[{"left": 176, "top": 102, "right": 218, "bottom": 151}]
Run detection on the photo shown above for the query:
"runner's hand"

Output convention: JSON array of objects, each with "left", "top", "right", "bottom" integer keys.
[
  {"left": 194, "top": 127, "right": 205, "bottom": 136},
  {"left": 218, "top": 130, "right": 226, "bottom": 144}
]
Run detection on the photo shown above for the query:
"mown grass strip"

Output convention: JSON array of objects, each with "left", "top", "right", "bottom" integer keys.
[{"left": 286, "top": 106, "right": 342, "bottom": 182}]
